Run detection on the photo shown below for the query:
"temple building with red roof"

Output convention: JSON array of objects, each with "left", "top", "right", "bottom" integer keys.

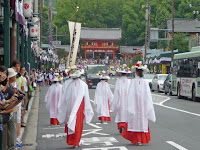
[{"left": 80, "top": 27, "right": 122, "bottom": 60}]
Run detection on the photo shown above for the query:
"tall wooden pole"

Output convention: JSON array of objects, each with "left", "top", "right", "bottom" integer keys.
[
  {"left": 171, "top": 0, "right": 174, "bottom": 67},
  {"left": 49, "top": 0, "right": 52, "bottom": 45},
  {"left": 144, "top": 0, "right": 149, "bottom": 63}
]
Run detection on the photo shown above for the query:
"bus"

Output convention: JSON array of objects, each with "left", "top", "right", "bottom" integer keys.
[{"left": 171, "top": 46, "right": 200, "bottom": 101}]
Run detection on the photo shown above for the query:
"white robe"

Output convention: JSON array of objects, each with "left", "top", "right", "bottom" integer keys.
[
  {"left": 112, "top": 76, "right": 130, "bottom": 123},
  {"left": 127, "top": 76, "right": 156, "bottom": 133},
  {"left": 57, "top": 78, "right": 94, "bottom": 135},
  {"left": 44, "top": 82, "right": 63, "bottom": 118},
  {"left": 94, "top": 80, "right": 113, "bottom": 118}
]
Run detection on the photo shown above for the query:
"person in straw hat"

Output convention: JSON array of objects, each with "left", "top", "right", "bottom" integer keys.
[
  {"left": 121, "top": 61, "right": 156, "bottom": 145},
  {"left": 94, "top": 70, "right": 113, "bottom": 123},
  {"left": 57, "top": 65, "right": 94, "bottom": 148},
  {"left": 44, "top": 72, "right": 63, "bottom": 125},
  {"left": 111, "top": 64, "right": 131, "bottom": 133}
]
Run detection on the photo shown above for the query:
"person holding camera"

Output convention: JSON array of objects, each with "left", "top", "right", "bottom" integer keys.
[
  {"left": 11, "top": 60, "right": 25, "bottom": 148},
  {"left": 0, "top": 66, "right": 23, "bottom": 150}
]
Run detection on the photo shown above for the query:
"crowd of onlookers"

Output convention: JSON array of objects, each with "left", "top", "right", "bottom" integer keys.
[{"left": 0, "top": 60, "right": 41, "bottom": 150}]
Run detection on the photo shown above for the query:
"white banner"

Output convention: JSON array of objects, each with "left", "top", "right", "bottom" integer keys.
[{"left": 67, "top": 21, "right": 81, "bottom": 67}]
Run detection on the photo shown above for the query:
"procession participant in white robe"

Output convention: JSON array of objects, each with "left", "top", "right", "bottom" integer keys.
[
  {"left": 121, "top": 61, "right": 156, "bottom": 145},
  {"left": 44, "top": 73, "right": 63, "bottom": 125},
  {"left": 94, "top": 70, "right": 113, "bottom": 123},
  {"left": 112, "top": 64, "right": 131, "bottom": 133},
  {"left": 57, "top": 65, "right": 94, "bottom": 148}
]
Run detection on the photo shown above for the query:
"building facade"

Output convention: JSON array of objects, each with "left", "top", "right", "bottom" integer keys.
[{"left": 80, "top": 27, "right": 121, "bottom": 60}]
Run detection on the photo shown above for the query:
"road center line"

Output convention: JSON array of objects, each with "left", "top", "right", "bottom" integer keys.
[{"left": 166, "top": 141, "right": 188, "bottom": 150}]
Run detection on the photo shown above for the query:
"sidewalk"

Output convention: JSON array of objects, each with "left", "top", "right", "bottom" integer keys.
[{"left": 21, "top": 89, "right": 40, "bottom": 150}]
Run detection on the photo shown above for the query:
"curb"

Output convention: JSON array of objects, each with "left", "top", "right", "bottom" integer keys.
[{"left": 19, "top": 90, "right": 36, "bottom": 140}]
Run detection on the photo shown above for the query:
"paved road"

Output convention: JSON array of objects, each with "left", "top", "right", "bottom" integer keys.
[{"left": 23, "top": 76, "right": 200, "bottom": 150}]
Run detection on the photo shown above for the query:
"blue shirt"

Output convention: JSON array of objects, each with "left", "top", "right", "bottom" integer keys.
[{"left": 0, "top": 92, "right": 4, "bottom": 102}]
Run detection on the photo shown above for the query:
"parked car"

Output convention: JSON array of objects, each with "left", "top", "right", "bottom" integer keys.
[
  {"left": 151, "top": 74, "right": 168, "bottom": 92},
  {"left": 85, "top": 65, "right": 107, "bottom": 89},
  {"left": 143, "top": 73, "right": 155, "bottom": 89},
  {"left": 163, "top": 74, "right": 172, "bottom": 95}
]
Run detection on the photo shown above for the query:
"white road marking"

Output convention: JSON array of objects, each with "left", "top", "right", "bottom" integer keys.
[
  {"left": 83, "top": 146, "right": 128, "bottom": 150},
  {"left": 88, "top": 123, "right": 102, "bottom": 129},
  {"left": 166, "top": 141, "right": 188, "bottom": 150},
  {"left": 92, "top": 137, "right": 100, "bottom": 142},
  {"left": 104, "top": 142, "right": 113, "bottom": 146},
  {"left": 96, "top": 123, "right": 102, "bottom": 125},
  {"left": 155, "top": 103, "right": 200, "bottom": 117},
  {"left": 103, "top": 122, "right": 108, "bottom": 124},
  {"left": 153, "top": 94, "right": 200, "bottom": 117},
  {"left": 42, "top": 133, "right": 66, "bottom": 139},
  {"left": 81, "top": 137, "right": 118, "bottom": 146},
  {"left": 42, "top": 127, "right": 64, "bottom": 130},
  {"left": 82, "top": 129, "right": 109, "bottom": 136},
  {"left": 159, "top": 97, "right": 171, "bottom": 105}
]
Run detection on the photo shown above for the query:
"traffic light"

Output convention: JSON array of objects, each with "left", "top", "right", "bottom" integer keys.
[{"left": 133, "top": 48, "right": 139, "bottom": 50}]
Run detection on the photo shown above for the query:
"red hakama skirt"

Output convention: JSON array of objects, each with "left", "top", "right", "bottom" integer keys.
[
  {"left": 98, "top": 101, "right": 111, "bottom": 122},
  {"left": 50, "top": 118, "right": 59, "bottom": 125},
  {"left": 121, "top": 123, "right": 151, "bottom": 144},
  {"left": 65, "top": 99, "right": 85, "bottom": 146},
  {"left": 117, "top": 122, "right": 126, "bottom": 130}
]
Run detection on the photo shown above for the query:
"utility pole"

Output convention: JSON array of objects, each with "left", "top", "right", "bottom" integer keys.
[
  {"left": 148, "top": 5, "right": 151, "bottom": 49},
  {"left": 144, "top": 0, "right": 149, "bottom": 63},
  {"left": 171, "top": 0, "right": 175, "bottom": 67},
  {"left": 49, "top": 0, "right": 53, "bottom": 46}
]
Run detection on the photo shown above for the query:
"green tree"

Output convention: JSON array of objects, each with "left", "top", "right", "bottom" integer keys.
[
  {"left": 42, "top": 5, "right": 49, "bottom": 44},
  {"left": 173, "top": 33, "right": 189, "bottom": 52},
  {"left": 132, "top": 54, "right": 142, "bottom": 64},
  {"left": 56, "top": 49, "right": 67, "bottom": 59}
]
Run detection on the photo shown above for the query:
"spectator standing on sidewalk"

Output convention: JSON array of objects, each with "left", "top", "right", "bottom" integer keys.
[
  {"left": 20, "top": 66, "right": 30, "bottom": 112},
  {"left": 36, "top": 71, "right": 43, "bottom": 91},
  {"left": 30, "top": 68, "right": 37, "bottom": 90},
  {"left": 94, "top": 70, "right": 113, "bottom": 123},
  {"left": 111, "top": 64, "right": 131, "bottom": 133},
  {"left": 121, "top": 61, "right": 156, "bottom": 145},
  {"left": 44, "top": 73, "right": 63, "bottom": 125},
  {"left": 7, "top": 67, "right": 24, "bottom": 150},
  {"left": 11, "top": 60, "right": 25, "bottom": 148}
]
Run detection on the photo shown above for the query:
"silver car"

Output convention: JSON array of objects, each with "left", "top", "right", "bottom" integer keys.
[{"left": 151, "top": 74, "right": 168, "bottom": 92}]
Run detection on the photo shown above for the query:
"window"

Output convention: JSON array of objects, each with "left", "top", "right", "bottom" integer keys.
[
  {"left": 108, "top": 42, "right": 112, "bottom": 46},
  {"left": 88, "top": 42, "right": 92, "bottom": 45}
]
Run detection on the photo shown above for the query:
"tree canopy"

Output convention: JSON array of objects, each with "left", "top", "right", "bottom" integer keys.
[{"left": 42, "top": 0, "right": 200, "bottom": 52}]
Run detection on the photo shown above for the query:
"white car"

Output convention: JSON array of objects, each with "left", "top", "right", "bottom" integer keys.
[
  {"left": 151, "top": 74, "right": 168, "bottom": 92},
  {"left": 143, "top": 73, "right": 155, "bottom": 89}
]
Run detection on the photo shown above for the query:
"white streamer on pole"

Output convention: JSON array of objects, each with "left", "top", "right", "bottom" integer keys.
[{"left": 67, "top": 21, "right": 81, "bottom": 67}]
